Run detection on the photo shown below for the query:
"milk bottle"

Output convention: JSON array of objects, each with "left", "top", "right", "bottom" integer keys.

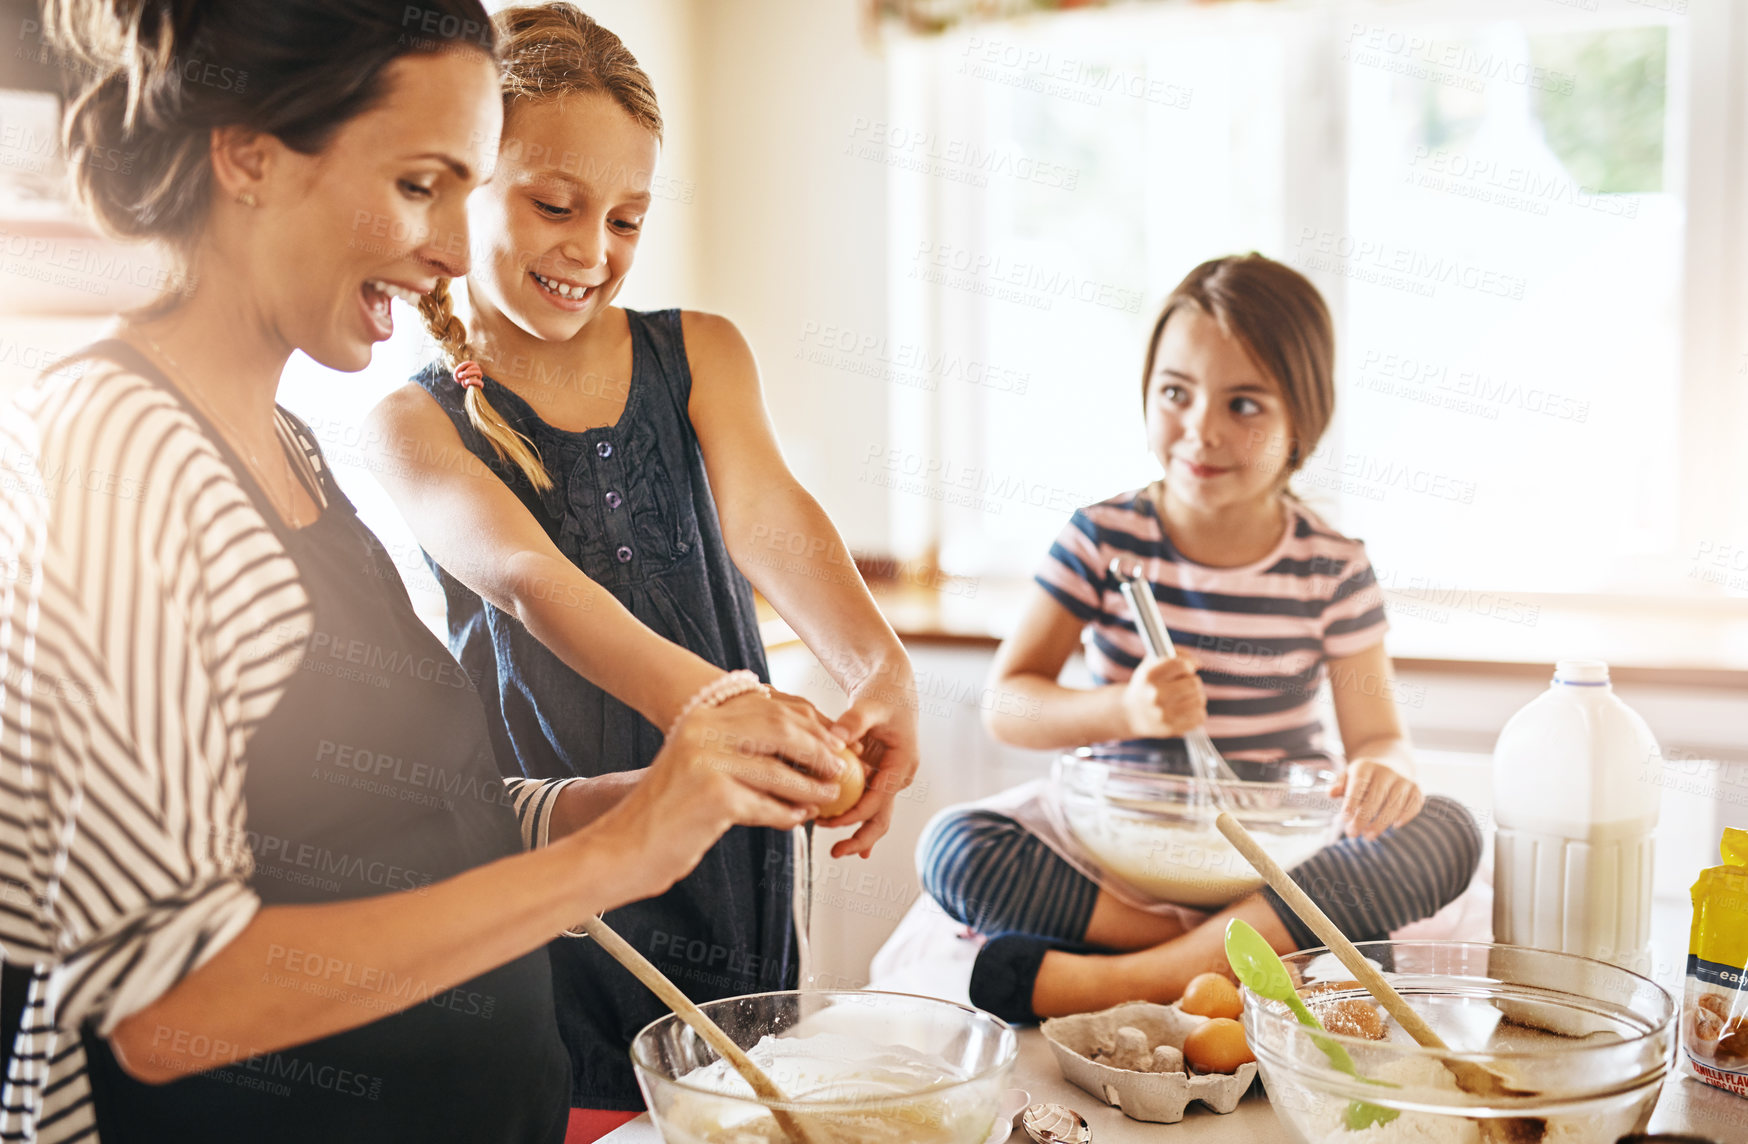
[{"left": 1491, "top": 660, "right": 1663, "bottom": 975}]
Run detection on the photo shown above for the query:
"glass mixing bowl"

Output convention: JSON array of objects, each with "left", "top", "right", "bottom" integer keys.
[
  {"left": 1243, "top": 942, "right": 1675, "bottom": 1144},
  {"left": 1053, "top": 745, "right": 1339, "bottom": 907},
  {"left": 630, "top": 990, "right": 1017, "bottom": 1144}
]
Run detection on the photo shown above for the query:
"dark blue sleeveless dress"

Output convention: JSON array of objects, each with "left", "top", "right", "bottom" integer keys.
[{"left": 411, "top": 308, "right": 796, "bottom": 1109}]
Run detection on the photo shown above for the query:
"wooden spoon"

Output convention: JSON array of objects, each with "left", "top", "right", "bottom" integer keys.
[
  {"left": 580, "top": 915, "right": 823, "bottom": 1144},
  {"left": 1214, "top": 812, "right": 1545, "bottom": 1142}
]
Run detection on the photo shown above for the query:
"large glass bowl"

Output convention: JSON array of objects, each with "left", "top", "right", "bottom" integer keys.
[
  {"left": 630, "top": 990, "right": 1017, "bottom": 1144},
  {"left": 1054, "top": 745, "right": 1339, "bottom": 907},
  {"left": 1243, "top": 942, "right": 1675, "bottom": 1143}
]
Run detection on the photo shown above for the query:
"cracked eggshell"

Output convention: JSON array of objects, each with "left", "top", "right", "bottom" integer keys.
[{"left": 1040, "top": 1000, "right": 1259, "bottom": 1124}]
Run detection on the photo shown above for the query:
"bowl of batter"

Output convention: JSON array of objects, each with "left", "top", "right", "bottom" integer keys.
[
  {"left": 630, "top": 990, "right": 1017, "bottom": 1144},
  {"left": 1053, "top": 746, "right": 1339, "bottom": 908}
]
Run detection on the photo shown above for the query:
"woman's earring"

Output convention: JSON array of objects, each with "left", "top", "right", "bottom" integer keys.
[{"left": 237, "top": 190, "right": 258, "bottom": 207}]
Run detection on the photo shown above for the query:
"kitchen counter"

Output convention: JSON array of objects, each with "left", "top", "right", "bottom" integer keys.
[
  {"left": 598, "top": 1024, "right": 1279, "bottom": 1142},
  {"left": 600, "top": 1024, "right": 1747, "bottom": 1142}
]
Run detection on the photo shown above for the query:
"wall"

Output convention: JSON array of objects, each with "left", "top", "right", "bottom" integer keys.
[{"left": 687, "top": 0, "right": 893, "bottom": 551}]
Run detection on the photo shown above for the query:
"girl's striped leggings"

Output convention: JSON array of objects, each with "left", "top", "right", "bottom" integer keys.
[{"left": 918, "top": 794, "right": 1483, "bottom": 949}]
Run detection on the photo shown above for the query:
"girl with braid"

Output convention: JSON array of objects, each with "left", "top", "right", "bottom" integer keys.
[{"left": 364, "top": 2, "right": 919, "bottom": 1115}]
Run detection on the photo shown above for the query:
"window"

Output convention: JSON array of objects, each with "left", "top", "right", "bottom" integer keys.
[
  {"left": 884, "top": 1, "right": 1734, "bottom": 624},
  {"left": 1336, "top": 17, "right": 1681, "bottom": 597}
]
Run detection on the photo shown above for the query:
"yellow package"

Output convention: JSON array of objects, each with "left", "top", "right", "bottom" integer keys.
[{"left": 1685, "top": 827, "right": 1748, "bottom": 1096}]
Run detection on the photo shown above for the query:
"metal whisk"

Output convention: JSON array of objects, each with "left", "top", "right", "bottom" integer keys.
[{"left": 1110, "top": 559, "right": 1247, "bottom": 805}]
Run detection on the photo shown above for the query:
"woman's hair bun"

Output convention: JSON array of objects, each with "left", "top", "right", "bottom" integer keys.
[
  {"left": 49, "top": 1, "right": 205, "bottom": 239},
  {"left": 46, "top": 1, "right": 200, "bottom": 71}
]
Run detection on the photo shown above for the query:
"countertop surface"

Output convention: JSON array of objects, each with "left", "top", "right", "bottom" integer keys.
[{"left": 601, "top": 1024, "right": 1748, "bottom": 1142}]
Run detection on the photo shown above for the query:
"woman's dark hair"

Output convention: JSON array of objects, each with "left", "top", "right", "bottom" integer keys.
[{"left": 49, "top": 0, "right": 498, "bottom": 245}]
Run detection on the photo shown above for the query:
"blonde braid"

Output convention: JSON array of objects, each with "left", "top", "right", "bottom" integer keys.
[{"left": 418, "top": 277, "right": 554, "bottom": 493}]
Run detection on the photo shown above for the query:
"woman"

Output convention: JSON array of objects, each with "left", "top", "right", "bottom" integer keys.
[{"left": 0, "top": 3, "right": 845, "bottom": 1142}]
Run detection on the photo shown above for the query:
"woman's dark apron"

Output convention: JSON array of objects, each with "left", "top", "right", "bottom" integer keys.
[{"left": 76, "top": 342, "right": 570, "bottom": 1143}]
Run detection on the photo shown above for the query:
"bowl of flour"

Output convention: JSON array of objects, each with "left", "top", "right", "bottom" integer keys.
[{"left": 1243, "top": 941, "right": 1675, "bottom": 1144}]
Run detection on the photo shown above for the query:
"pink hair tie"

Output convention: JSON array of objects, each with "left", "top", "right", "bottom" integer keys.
[{"left": 454, "top": 360, "right": 484, "bottom": 389}]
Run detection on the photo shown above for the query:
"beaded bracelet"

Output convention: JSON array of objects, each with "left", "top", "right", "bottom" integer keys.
[{"left": 663, "top": 669, "right": 765, "bottom": 741}]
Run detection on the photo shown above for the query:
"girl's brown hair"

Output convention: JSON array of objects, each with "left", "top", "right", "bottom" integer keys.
[
  {"left": 419, "top": 2, "right": 663, "bottom": 493},
  {"left": 1142, "top": 253, "right": 1335, "bottom": 480}
]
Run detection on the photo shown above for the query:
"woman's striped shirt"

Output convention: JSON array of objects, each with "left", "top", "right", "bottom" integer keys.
[
  {"left": 1036, "top": 488, "right": 1389, "bottom": 768},
  {"left": 0, "top": 360, "right": 577, "bottom": 1144}
]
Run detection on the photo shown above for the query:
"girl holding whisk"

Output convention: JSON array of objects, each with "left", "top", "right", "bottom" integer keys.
[{"left": 917, "top": 254, "right": 1482, "bottom": 1021}]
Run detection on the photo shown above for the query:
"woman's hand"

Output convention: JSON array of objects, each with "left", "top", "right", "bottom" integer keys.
[
  {"left": 581, "top": 691, "right": 845, "bottom": 908},
  {"left": 818, "top": 663, "right": 921, "bottom": 861},
  {"left": 1119, "top": 654, "right": 1207, "bottom": 738},
  {"left": 549, "top": 688, "right": 847, "bottom": 847},
  {"left": 1330, "top": 758, "right": 1425, "bottom": 840}
]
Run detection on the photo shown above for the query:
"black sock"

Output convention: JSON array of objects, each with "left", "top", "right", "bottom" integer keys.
[{"left": 969, "top": 933, "right": 1110, "bottom": 1024}]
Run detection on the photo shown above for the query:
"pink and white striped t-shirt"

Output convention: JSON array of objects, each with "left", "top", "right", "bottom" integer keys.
[{"left": 1035, "top": 489, "right": 1389, "bottom": 770}]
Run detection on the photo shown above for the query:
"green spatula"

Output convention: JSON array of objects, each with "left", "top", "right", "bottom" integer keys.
[{"left": 1224, "top": 919, "right": 1400, "bottom": 1131}]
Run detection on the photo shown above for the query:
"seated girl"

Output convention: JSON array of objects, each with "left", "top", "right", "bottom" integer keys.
[{"left": 918, "top": 254, "right": 1482, "bottom": 1022}]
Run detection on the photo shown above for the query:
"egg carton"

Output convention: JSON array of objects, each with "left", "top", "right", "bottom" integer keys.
[{"left": 1040, "top": 1000, "right": 1259, "bottom": 1124}]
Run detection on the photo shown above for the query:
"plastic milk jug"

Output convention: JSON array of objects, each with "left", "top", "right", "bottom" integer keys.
[{"left": 1491, "top": 660, "right": 1663, "bottom": 975}]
